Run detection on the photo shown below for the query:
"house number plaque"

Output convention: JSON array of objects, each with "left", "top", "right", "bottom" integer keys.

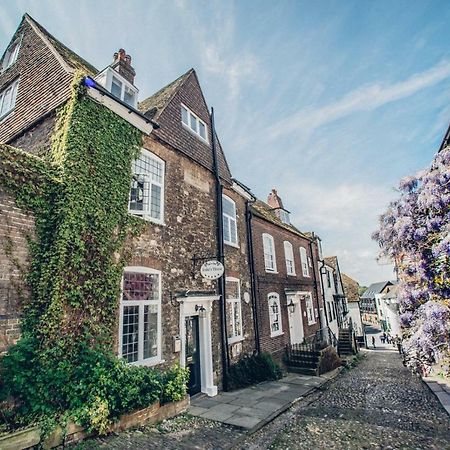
[{"left": 200, "top": 260, "right": 224, "bottom": 280}]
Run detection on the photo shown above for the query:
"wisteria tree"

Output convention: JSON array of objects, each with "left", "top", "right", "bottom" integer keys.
[{"left": 373, "top": 145, "right": 450, "bottom": 378}]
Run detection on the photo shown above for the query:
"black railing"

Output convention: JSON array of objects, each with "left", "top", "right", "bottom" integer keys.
[{"left": 286, "top": 327, "right": 338, "bottom": 355}]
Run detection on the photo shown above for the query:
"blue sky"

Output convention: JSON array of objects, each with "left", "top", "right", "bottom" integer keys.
[{"left": 2, "top": 0, "right": 450, "bottom": 285}]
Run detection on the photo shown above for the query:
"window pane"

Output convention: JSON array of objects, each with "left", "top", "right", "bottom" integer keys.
[
  {"left": 111, "top": 77, "right": 122, "bottom": 98},
  {"left": 122, "top": 305, "right": 139, "bottom": 363},
  {"left": 223, "top": 216, "right": 231, "bottom": 243},
  {"left": 226, "top": 280, "right": 239, "bottom": 299},
  {"left": 123, "top": 272, "right": 160, "bottom": 301},
  {"left": 143, "top": 304, "right": 158, "bottom": 359},
  {"left": 0, "top": 86, "right": 12, "bottom": 116},
  {"left": 226, "top": 301, "right": 234, "bottom": 338},
  {"left": 230, "top": 218, "right": 237, "bottom": 244},
  {"left": 124, "top": 89, "right": 135, "bottom": 106},
  {"left": 129, "top": 175, "right": 145, "bottom": 211},
  {"left": 150, "top": 184, "right": 161, "bottom": 219},
  {"left": 181, "top": 106, "right": 189, "bottom": 125},
  {"left": 198, "top": 121, "right": 206, "bottom": 139},
  {"left": 234, "top": 300, "right": 242, "bottom": 336},
  {"left": 190, "top": 113, "right": 197, "bottom": 131},
  {"left": 222, "top": 197, "right": 235, "bottom": 217}
]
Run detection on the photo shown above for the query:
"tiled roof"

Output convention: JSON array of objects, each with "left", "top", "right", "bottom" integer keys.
[
  {"left": 324, "top": 256, "right": 338, "bottom": 270},
  {"left": 361, "top": 281, "right": 393, "bottom": 299},
  {"left": 341, "top": 273, "right": 360, "bottom": 302},
  {"left": 25, "top": 14, "right": 98, "bottom": 75},
  {"left": 138, "top": 69, "right": 193, "bottom": 119},
  {"left": 251, "top": 200, "right": 310, "bottom": 239}
]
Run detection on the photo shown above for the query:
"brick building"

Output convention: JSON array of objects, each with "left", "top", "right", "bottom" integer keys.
[
  {"left": 249, "top": 189, "right": 324, "bottom": 361},
  {"left": 0, "top": 14, "right": 256, "bottom": 396}
]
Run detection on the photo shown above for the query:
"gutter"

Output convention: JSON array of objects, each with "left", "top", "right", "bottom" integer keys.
[
  {"left": 210, "top": 107, "right": 230, "bottom": 391},
  {"left": 82, "top": 77, "right": 160, "bottom": 130}
]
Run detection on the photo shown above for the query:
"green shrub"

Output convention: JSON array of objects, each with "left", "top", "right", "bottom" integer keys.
[
  {"left": 0, "top": 337, "right": 187, "bottom": 434},
  {"left": 228, "top": 352, "right": 282, "bottom": 390}
]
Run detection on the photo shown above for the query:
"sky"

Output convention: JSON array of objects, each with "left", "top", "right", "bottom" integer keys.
[{"left": 2, "top": 0, "right": 450, "bottom": 286}]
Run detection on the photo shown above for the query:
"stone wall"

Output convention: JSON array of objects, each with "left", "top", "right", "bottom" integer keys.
[{"left": 0, "top": 188, "right": 35, "bottom": 354}]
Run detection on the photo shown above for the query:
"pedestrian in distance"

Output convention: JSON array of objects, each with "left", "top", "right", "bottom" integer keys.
[
  {"left": 387, "top": 333, "right": 392, "bottom": 344},
  {"left": 395, "top": 334, "right": 402, "bottom": 355},
  {"left": 371, "top": 335, "right": 376, "bottom": 349}
]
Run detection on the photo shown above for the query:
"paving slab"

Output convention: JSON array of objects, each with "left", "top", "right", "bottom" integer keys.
[{"left": 190, "top": 370, "right": 331, "bottom": 430}]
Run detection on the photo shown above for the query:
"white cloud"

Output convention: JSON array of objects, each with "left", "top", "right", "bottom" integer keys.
[{"left": 268, "top": 60, "right": 450, "bottom": 139}]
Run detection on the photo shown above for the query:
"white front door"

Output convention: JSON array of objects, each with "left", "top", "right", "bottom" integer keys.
[{"left": 287, "top": 294, "right": 304, "bottom": 344}]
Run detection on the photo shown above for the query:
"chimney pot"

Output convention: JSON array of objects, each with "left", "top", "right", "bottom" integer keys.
[{"left": 111, "top": 48, "right": 136, "bottom": 85}]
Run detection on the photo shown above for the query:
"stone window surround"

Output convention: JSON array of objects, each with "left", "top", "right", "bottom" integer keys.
[{"left": 118, "top": 266, "right": 163, "bottom": 367}]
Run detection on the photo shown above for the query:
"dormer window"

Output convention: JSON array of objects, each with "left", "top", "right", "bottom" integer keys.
[
  {"left": 2, "top": 38, "right": 21, "bottom": 71},
  {"left": 181, "top": 104, "right": 208, "bottom": 142},
  {"left": 95, "top": 68, "right": 138, "bottom": 108},
  {"left": 278, "top": 209, "right": 290, "bottom": 224},
  {"left": 0, "top": 78, "right": 19, "bottom": 120}
]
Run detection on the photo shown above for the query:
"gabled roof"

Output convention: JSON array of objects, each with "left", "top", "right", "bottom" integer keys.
[
  {"left": 361, "top": 281, "right": 393, "bottom": 299},
  {"left": 341, "top": 273, "right": 360, "bottom": 302},
  {"left": 138, "top": 69, "right": 193, "bottom": 119},
  {"left": 251, "top": 200, "right": 310, "bottom": 240},
  {"left": 24, "top": 14, "right": 97, "bottom": 75},
  {"left": 324, "top": 256, "right": 338, "bottom": 271}
]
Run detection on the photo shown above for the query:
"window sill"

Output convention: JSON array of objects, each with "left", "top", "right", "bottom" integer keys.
[
  {"left": 129, "top": 212, "right": 165, "bottom": 226},
  {"left": 307, "top": 321, "right": 316, "bottom": 326},
  {"left": 265, "top": 269, "right": 278, "bottom": 274},
  {"left": 228, "top": 336, "right": 244, "bottom": 345},
  {"left": 225, "top": 241, "right": 239, "bottom": 249},
  {"left": 130, "top": 358, "right": 165, "bottom": 367},
  {"left": 270, "top": 331, "right": 284, "bottom": 338},
  {"left": 287, "top": 273, "right": 296, "bottom": 277}
]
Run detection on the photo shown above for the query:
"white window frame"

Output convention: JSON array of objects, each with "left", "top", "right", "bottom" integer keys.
[
  {"left": 305, "top": 293, "right": 316, "bottom": 325},
  {"left": 283, "top": 241, "right": 296, "bottom": 276},
  {"left": 263, "top": 233, "right": 277, "bottom": 273},
  {"left": 118, "top": 266, "right": 162, "bottom": 366},
  {"left": 279, "top": 209, "right": 290, "bottom": 224},
  {"left": 180, "top": 103, "right": 208, "bottom": 142},
  {"left": 226, "top": 277, "right": 243, "bottom": 344},
  {"left": 300, "top": 246, "right": 310, "bottom": 277},
  {"left": 0, "top": 78, "right": 19, "bottom": 121},
  {"left": 2, "top": 37, "right": 21, "bottom": 71},
  {"left": 268, "top": 292, "right": 283, "bottom": 337},
  {"left": 95, "top": 67, "right": 138, "bottom": 108},
  {"left": 128, "top": 148, "right": 165, "bottom": 225},
  {"left": 222, "top": 195, "right": 238, "bottom": 247}
]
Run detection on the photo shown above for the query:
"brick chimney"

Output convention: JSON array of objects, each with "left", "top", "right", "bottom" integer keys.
[
  {"left": 111, "top": 49, "right": 136, "bottom": 85},
  {"left": 267, "top": 188, "right": 284, "bottom": 209}
]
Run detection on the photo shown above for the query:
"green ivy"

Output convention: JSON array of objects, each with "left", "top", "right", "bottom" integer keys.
[{"left": 0, "top": 73, "right": 188, "bottom": 434}]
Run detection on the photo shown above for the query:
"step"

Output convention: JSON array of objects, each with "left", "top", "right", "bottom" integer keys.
[
  {"left": 287, "top": 360, "right": 319, "bottom": 369},
  {"left": 287, "top": 366, "right": 319, "bottom": 376}
]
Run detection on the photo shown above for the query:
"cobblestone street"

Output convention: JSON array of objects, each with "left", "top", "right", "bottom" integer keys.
[
  {"left": 238, "top": 349, "right": 450, "bottom": 450},
  {"left": 72, "top": 347, "right": 449, "bottom": 450}
]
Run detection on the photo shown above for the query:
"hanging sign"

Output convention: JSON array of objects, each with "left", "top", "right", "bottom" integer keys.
[{"left": 200, "top": 260, "right": 224, "bottom": 280}]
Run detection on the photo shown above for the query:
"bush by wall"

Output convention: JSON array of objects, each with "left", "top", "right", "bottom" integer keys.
[{"left": 228, "top": 352, "right": 282, "bottom": 390}]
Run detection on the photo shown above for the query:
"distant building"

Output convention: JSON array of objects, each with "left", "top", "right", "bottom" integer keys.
[
  {"left": 341, "top": 273, "right": 364, "bottom": 341},
  {"left": 361, "top": 281, "right": 394, "bottom": 326},
  {"left": 376, "top": 284, "right": 401, "bottom": 335}
]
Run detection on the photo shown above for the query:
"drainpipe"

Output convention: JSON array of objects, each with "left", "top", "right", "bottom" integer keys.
[
  {"left": 245, "top": 199, "right": 260, "bottom": 353},
  {"left": 309, "top": 238, "right": 323, "bottom": 330},
  {"left": 210, "top": 107, "right": 230, "bottom": 391},
  {"left": 318, "top": 259, "right": 330, "bottom": 329}
]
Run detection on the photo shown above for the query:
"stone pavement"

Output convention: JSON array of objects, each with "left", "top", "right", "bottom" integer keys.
[
  {"left": 423, "top": 375, "right": 450, "bottom": 416},
  {"left": 189, "top": 368, "right": 341, "bottom": 430}
]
